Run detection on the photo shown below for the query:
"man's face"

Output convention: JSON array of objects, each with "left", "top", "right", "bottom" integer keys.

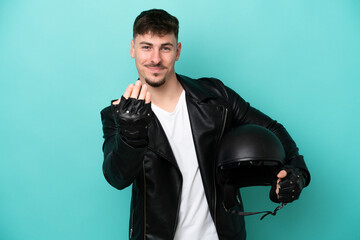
[{"left": 130, "top": 32, "right": 181, "bottom": 87}]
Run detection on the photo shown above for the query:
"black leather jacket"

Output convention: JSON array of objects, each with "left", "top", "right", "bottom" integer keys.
[{"left": 100, "top": 74, "right": 310, "bottom": 240}]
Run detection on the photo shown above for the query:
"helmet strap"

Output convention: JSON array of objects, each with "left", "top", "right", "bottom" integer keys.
[{"left": 222, "top": 183, "right": 285, "bottom": 220}]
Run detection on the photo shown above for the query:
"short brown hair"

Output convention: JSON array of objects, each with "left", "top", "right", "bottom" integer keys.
[{"left": 133, "top": 9, "right": 179, "bottom": 40}]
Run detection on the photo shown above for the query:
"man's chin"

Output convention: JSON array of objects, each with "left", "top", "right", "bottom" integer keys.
[{"left": 144, "top": 77, "right": 166, "bottom": 88}]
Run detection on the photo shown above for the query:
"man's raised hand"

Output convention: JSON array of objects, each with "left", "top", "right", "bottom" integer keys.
[
  {"left": 111, "top": 80, "right": 153, "bottom": 147},
  {"left": 113, "top": 80, "right": 151, "bottom": 105}
]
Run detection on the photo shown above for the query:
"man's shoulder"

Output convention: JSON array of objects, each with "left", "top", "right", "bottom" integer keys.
[
  {"left": 177, "top": 74, "right": 229, "bottom": 101},
  {"left": 178, "top": 74, "right": 224, "bottom": 87}
]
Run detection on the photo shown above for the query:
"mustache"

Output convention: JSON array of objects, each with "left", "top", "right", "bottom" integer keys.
[{"left": 145, "top": 64, "right": 167, "bottom": 69}]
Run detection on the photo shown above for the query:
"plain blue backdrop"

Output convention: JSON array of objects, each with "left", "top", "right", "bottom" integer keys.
[{"left": 1, "top": 0, "right": 359, "bottom": 239}]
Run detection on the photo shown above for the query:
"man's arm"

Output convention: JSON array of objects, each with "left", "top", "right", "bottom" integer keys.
[
  {"left": 222, "top": 84, "right": 310, "bottom": 185},
  {"left": 213, "top": 80, "right": 310, "bottom": 203},
  {"left": 101, "top": 81, "right": 152, "bottom": 190}
]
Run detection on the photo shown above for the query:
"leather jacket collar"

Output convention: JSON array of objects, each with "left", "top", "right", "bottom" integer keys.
[{"left": 177, "top": 74, "right": 218, "bottom": 102}]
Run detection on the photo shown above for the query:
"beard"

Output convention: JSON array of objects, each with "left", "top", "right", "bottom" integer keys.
[{"left": 144, "top": 74, "right": 166, "bottom": 88}]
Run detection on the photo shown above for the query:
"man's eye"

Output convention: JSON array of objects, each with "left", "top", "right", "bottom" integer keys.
[
  {"left": 162, "top": 47, "right": 171, "bottom": 51},
  {"left": 142, "top": 46, "right": 150, "bottom": 50}
]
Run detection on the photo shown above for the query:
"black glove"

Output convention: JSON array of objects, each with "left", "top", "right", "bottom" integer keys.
[
  {"left": 270, "top": 167, "right": 305, "bottom": 203},
  {"left": 112, "top": 96, "right": 154, "bottom": 147}
]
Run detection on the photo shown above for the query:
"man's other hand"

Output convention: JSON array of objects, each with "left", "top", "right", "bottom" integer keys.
[{"left": 270, "top": 167, "right": 305, "bottom": 203}]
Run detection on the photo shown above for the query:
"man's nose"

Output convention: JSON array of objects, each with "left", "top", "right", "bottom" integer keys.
[{"left": 150, "top": 50, "right": 161, "bottom": 65}]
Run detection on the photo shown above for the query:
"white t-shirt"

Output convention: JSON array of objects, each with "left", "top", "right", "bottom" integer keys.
[{"left": 151, "top": 90, "right": 219, "bottom": 240}]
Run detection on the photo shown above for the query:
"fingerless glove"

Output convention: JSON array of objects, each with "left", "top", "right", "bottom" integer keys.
[
  {"left": 112, "top": 96, "right": 154, "bottom": 147},
  {"left": 270, "top": 167, "right": 305, "bottom": 203}
]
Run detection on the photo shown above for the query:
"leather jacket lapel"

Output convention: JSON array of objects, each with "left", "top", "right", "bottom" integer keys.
[
  {"left": 186, "top": 96, "right": 226, "bottom": 213},
  {"left": 178, "top": 74, "right": 227, "bottom": 218},
  {"left": 147, "top": 74, "right": 227, "bottom": 213},
  {"left": 147, "top": 115, "right": 179, "bottom": 169},
  {"left": 146, "top": 74, "right": 220, "bottom": 170}
]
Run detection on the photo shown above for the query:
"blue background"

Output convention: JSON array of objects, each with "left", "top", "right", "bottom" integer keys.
[{"left": 1, "top": 0, "right": 359, "bottom": 239}]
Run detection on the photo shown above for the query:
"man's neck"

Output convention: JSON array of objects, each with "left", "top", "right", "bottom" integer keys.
[{"left": 145, "top": 74, "right": 184, "bottom": 113}]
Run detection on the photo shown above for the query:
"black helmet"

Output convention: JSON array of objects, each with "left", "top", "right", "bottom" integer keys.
[{"left": 216, "top": 124, "right": 286, "bottom": 219}]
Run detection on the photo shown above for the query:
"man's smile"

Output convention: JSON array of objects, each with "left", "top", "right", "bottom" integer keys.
[{"left": 145, "top": 65, "right": 167, "bottom": 73}]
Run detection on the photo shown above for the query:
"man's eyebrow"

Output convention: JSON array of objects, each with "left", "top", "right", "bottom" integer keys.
[
  {"left": 138, "top": 41, "right": 174, "bottom": 47},
  {"left": 139, "top": 41, "right": 153, "bottom": 45},
  {"left": 160, "top": 43, "right": 174, "bottom": 47}
]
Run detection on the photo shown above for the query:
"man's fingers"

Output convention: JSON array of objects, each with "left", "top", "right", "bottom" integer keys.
[
  {"left": 275, "top": 170, "right": 287, "bottom": 196},
  {"left": 277, "top": 170, "right": 287, "bottom": 179},
  {"left": 145, "top": 91, "right": 151, "bottom": 104},
  {"left": 114, "top": 81, "right": 151, "bottom": 106},
  {"left": 112, "top": 83, "right": 134, "bottom": 105},
  {"left": 138, "top": 84, "right": 147, "bottom": 100},
  {"left": 276, "top": 179, "right": 280, "bottom": 195},
  {"left": 130, "top": 80, "right": 142, "bottom": 99},
  {"left": 112, "top": 99, "right": 120, "bottom": 105},
  {"left": 123, "top": 84, "right": 134, "bottom": 99}
]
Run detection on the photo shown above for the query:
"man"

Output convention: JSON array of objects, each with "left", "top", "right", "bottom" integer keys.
[{"left": 101, "top": 9, "right": 310, "bottom": 240}]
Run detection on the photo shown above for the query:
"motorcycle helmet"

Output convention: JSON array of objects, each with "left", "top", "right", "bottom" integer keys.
[{"left": 216, "top": 124, "right": 286, "bottom": 219}]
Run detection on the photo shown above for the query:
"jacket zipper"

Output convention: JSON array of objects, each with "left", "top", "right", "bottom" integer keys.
[
  {"left": 130, "top": 207, "right": 134, "bottom": 239},
  {"left": 172, "top": 179, "right": 182, "bottom": 240},
  {"left": 214, "top": 107, "right": 228, "bottom": 227},
  {"left": 143, "top": 160, "right": 147, "bottom": 240}
]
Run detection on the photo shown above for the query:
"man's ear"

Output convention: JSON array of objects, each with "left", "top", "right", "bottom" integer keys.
[
  {"left": 175, "top": 42, "right": 182, "bottom": 61},
  {"left": 130, "top": 39, "right": 135, "bottom": 58}
]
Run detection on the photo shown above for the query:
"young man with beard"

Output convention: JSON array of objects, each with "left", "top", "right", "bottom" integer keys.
[{"left": 100, "top": 9, "right": 310, "bottom": 240}]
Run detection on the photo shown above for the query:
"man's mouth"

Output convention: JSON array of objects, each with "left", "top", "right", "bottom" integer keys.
[{"left": 145, "top": 65, "right": 166, "bottom": 73}]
